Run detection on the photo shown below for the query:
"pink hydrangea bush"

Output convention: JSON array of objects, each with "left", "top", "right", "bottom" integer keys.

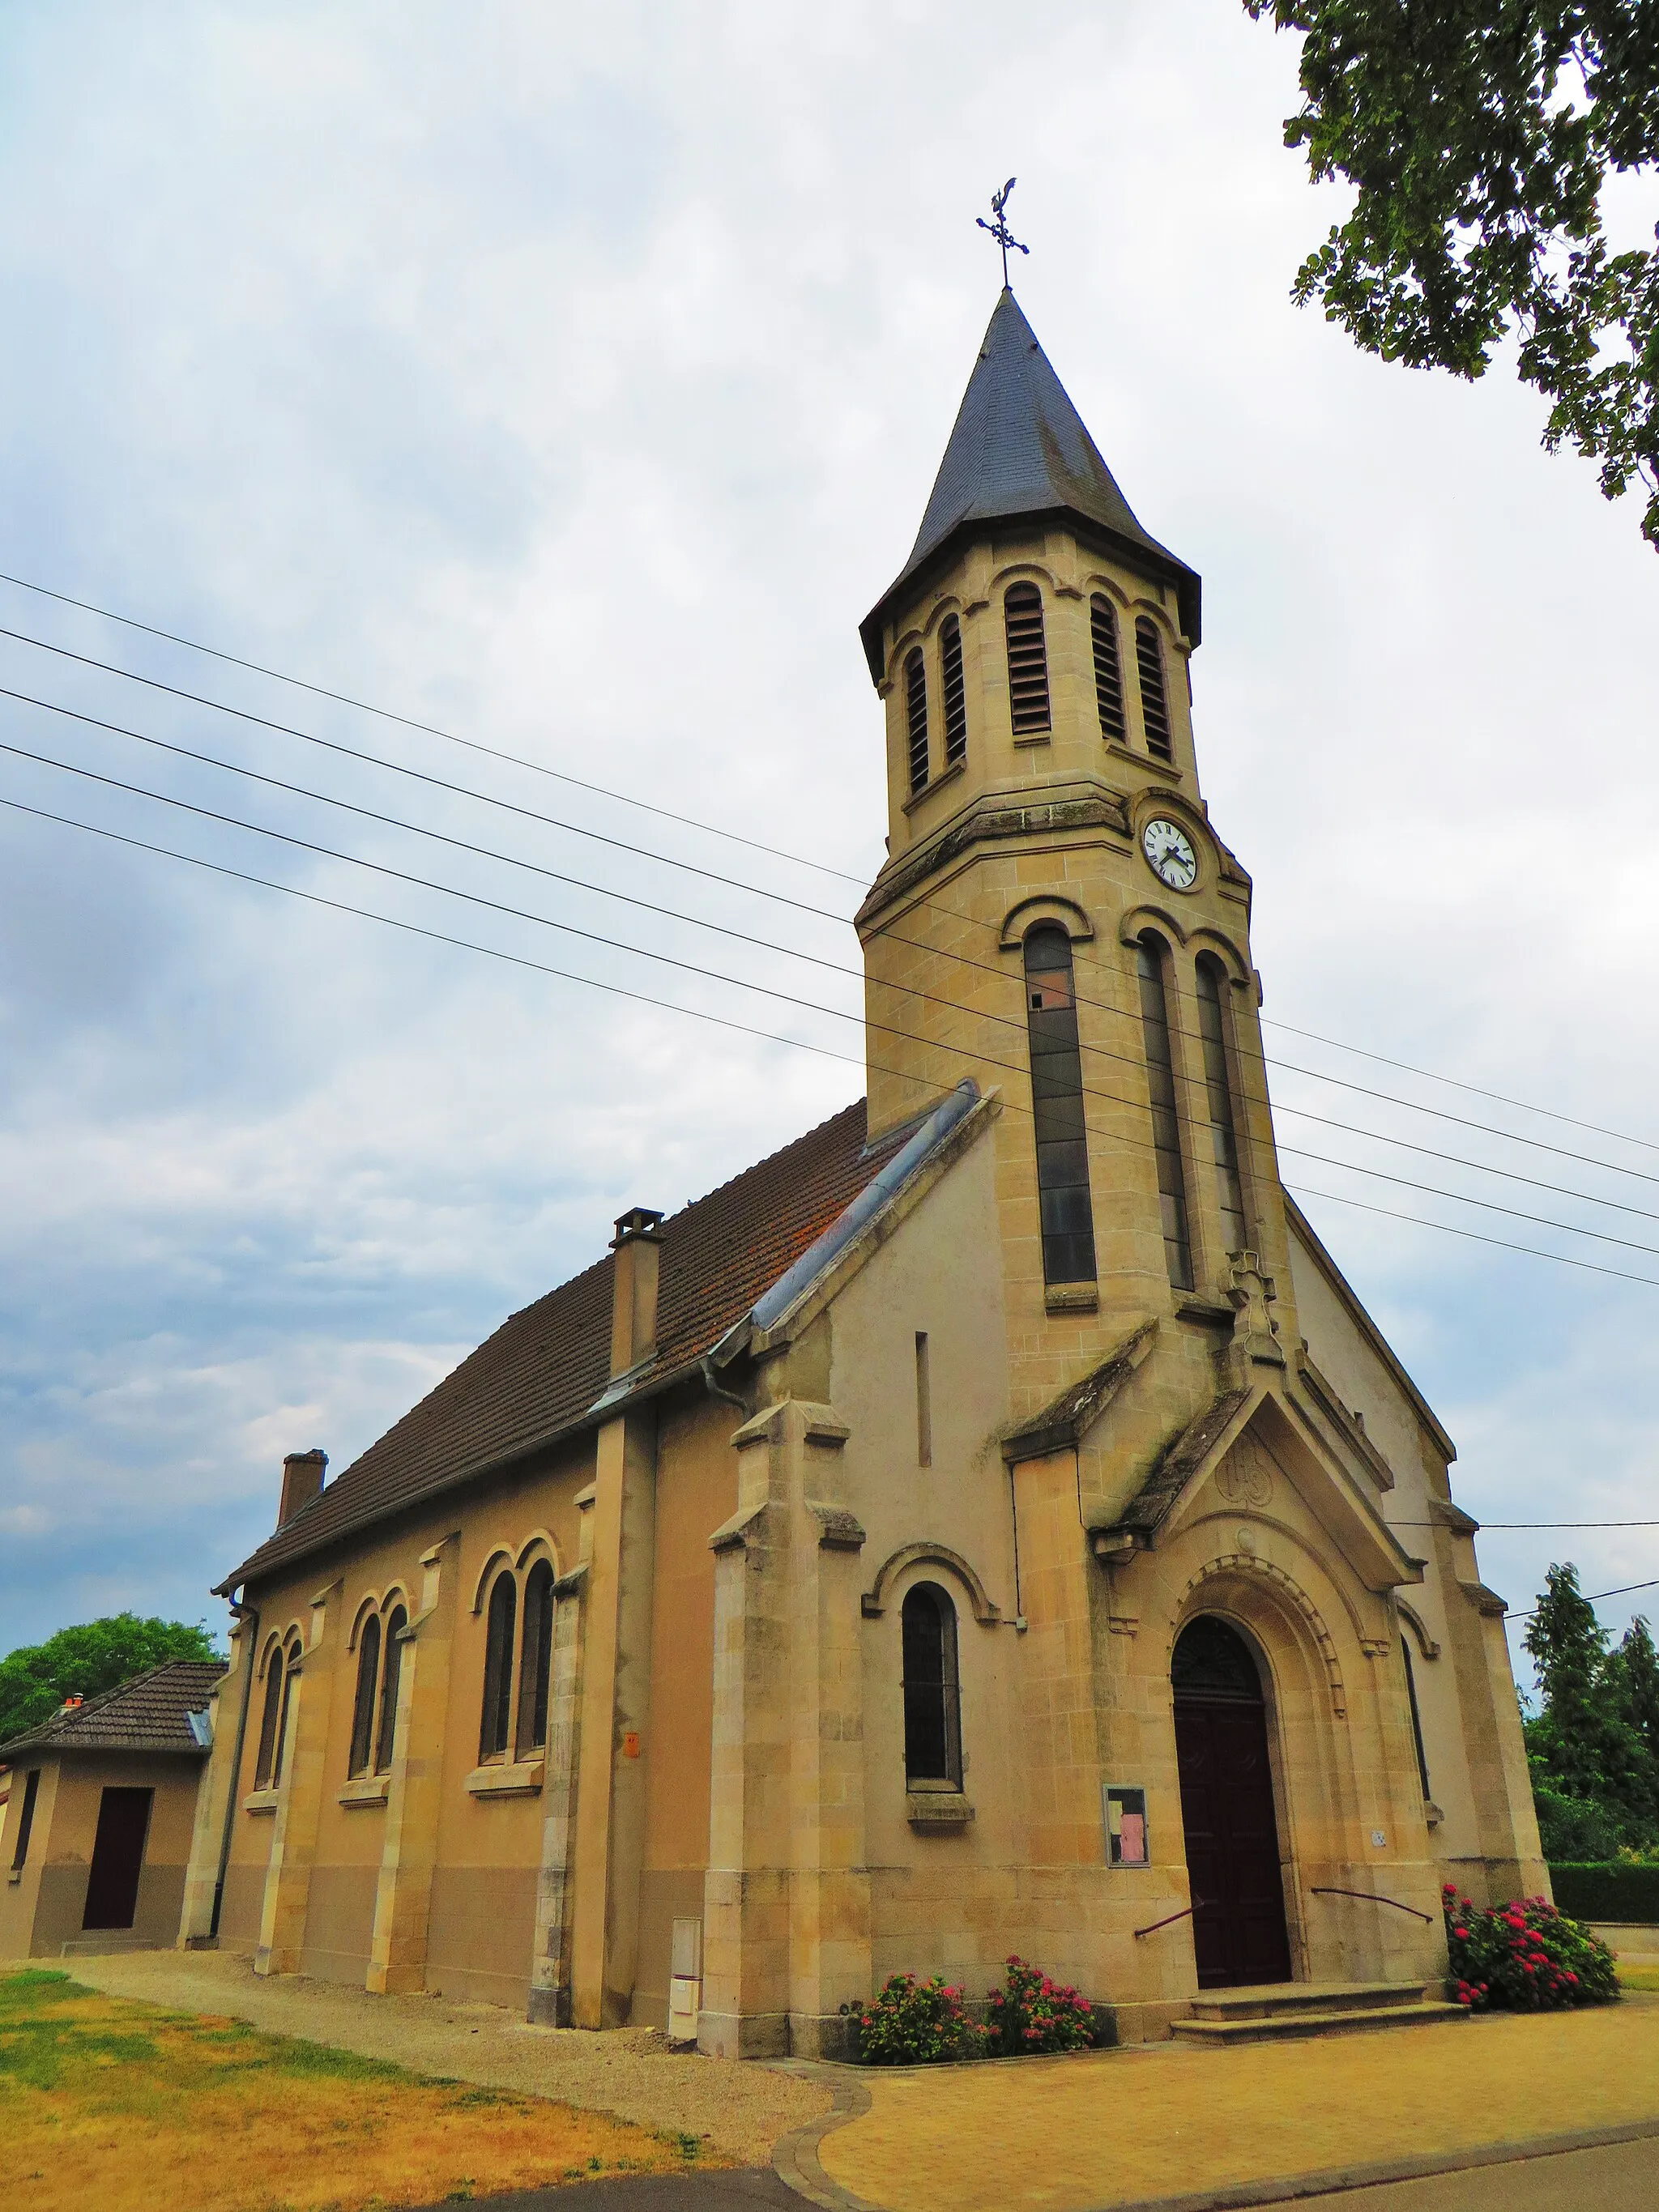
[
  {"left": 842, "top": 1973, "right": 992, "bottom": 2064},
  {"left": 1441, "top": 1883, "right": 1618, "bottom": 2011},
  {"left": 986, "top": 1955, "right": 1096, "bottom": 2054}
]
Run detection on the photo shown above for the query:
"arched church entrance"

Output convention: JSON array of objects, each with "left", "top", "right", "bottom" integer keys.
[{"left": 1172, "top": 1615, "right": 1292, "bottom": 1988}]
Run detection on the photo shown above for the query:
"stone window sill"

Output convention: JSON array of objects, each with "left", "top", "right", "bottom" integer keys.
[
  {"left": 243, "top": 1788, "right": 279, "bottom": 1817},
  {"left": 906, "top": 1791, "right": 975, "bottom": 1828},
  {"left": 901, "top": 757, "right": 966, "bottom": 816},
  {"left": 6, "top": 1869, "right": 21, "bottom": 1886},
  {"left": 1045, "top": 1281, "right": 1098, "bottom": 1315},
  {"left": 339, "top": 1775, "right": 390, "bottom": 1809},
  {"left": 1105, "top": 739, "right": 1181, "bottom": 784},
  {"left": 467, "top": 1758, "right": 544, "bottom": 1800}
]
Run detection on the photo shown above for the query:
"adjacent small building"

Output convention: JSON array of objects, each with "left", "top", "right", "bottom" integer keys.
[{"left": 0, "top": 1660, "right": 226, "bottom": 1958}]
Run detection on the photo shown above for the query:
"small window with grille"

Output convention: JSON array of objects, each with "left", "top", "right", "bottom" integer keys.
[
  {"left": 1091, "top": 596, "right": 1126, "bottom": 744},
  {"left": 940, "top": 616, "right": 967, "bottom": 767},
  {"left": 1135, "top": 617, "right": 1173, "bottom": 760},
  {"left": 905, "top": 647, "right": 929, "bottom": 793},
  {"left": 1004, "top": 582, "right": 1051, "bottom": 735}
]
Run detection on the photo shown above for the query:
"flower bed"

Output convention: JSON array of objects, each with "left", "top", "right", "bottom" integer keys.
[
  {"left": 841, "top": 1956, "right": 1096, "bottom": 2064},
  {"left": 1442, "top": 1883, "right": 1619, "bottom": 2011}
]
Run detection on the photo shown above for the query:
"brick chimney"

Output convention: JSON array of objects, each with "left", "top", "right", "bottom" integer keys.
[
  {"left": 279, "top": 1448, "right": 328, "bottom": 1528},
  {"left": 609, "top": 1208, "right": 665, "bottom": 1379}
]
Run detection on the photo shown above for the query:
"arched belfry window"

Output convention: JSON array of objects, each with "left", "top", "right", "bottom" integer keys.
[
  {"left": 1137, "top": 933, "right": 1194, "bottom": 1290},
  {"left": 348, "top": 1613, "right": 382, "bottom": 1779},
  {"left": 940, "top": 616, "right": 967, "bottom": 768},
  {"left": 1135, "top": 617, "right": 1173, "bottom": 761},
  {"left": 1024, "top": 926, "right": 1097, "bottom": 1286},
  {"left": 1195, "top": 959, "right": 1247, "bottom": 1254},
  {"left": 1091, "top": 595, "right": 1126, "bottom": 744},
  {"left": 480, "top": 1571, "right": 518, "bottom": 1761},
  {"left": 902, "top": 1582, "right": 962, "bottom": 1787},
  {"left": 271, "top": 1639, "right": 301, "bottom": 1786},
  {"left": 375, "top": 1605, "right": 407, "bottom": 1774},
  {"left": 254, "top": 1645, "right": 285, "bottom": 1790},
  {"left": 518, "top": 1560, "right": 556, "bottom": 1754},
  {"left": 905, "top": 647, "right": 929, "bottom": 794},
  {"left": 1004, "top": 582, "right": 1051, "bottom": 735}
]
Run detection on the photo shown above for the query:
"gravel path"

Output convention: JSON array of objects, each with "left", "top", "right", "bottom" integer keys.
[{"left": 45, "top": 1948, "right": 831, "bottom": 2167}]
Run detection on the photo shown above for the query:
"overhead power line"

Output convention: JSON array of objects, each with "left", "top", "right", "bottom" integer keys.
[
  {"left": 15, "top": 778, "right": 1659, "bottom": 1302},
  {"left": 3, "top": 586, "right": 1658, "bottom": 1181},
  {"left": 1508, "top": 1579, "right": 1659, "bottom": 1622}
]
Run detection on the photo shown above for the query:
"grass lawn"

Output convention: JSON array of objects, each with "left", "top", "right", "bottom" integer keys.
[{"left": 0, "top": 1967, "right": 711, "bottom": 2212}]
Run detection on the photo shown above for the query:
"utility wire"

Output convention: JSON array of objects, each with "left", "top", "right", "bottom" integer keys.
[
  {"left": 15, "top": 774, "right": 1659, "bottom": 1302},
  {"left": 1508, "top": 1580, "right": 1659, "bottom": 1622},
  {"left": 15, "top": 721, "right": 1659, "bottom": 1270},
  {"left": 5, "top": 608, "right": 1659, "bottom": 1191}
]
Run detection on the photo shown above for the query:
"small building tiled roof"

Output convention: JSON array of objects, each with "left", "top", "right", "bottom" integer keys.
[
  {"left": 220, "top": 1098, "right": 910, "bottom": 1596},
  {"left": 0, "top": 1659, "right": 227, "bottom": 1762},
  {"left": 860, "top": 288, "right": 1202, "bottom": 676}
]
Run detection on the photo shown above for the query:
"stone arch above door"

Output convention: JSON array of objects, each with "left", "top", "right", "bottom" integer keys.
[{"left": 1169, "top": 1553, "right": 1348, "bottom": 1718}]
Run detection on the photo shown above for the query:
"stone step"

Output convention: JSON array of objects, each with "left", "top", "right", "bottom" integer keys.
[
  {"left": 1188, "top": 1979, "right": 1429, "bottom": 2023},
  {"left": 1171, "top": 2000, "right": 1467, "bottom": 2048}
]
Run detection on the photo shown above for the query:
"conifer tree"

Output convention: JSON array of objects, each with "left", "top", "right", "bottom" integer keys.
[{"left": 1524, "top": 1564, "right": 1653, "bottom": 1842}]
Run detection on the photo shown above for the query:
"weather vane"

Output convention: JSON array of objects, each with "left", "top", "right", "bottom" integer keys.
[{"left": 977, "top": 177, "right": 1029, "bottom": 288}]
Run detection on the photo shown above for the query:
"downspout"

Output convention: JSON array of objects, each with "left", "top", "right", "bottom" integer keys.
[
  {"left": 699, "top": 1353, "right": 751, "bottom": 1417},
  {"left": 209, "top": 1594, "right": 258, "bottom": 1939}
]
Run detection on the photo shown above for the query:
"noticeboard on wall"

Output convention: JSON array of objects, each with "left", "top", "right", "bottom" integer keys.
[{"left": 1102, "top": 1784, "right": 1149, "bottom": 1868}]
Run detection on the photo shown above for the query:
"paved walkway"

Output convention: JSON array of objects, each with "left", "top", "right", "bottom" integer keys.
[{"left": 813, "top": 1997, "right": 1659, "bottom": 2212}]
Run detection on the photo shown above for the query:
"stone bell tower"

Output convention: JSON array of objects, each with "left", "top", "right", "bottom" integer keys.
[{"left": 855, "top": 288, "right": 1298, "bottom": 1422}]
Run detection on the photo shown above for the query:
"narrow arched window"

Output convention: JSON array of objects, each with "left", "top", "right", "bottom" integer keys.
[
  {"left": 901, "top": 1582, "right": 962, "bottom": 1788},
  {"left": 480, "top": 1571, "right": 517, "bottom": 1760},
  {"left": 254, "top": 1647, "right": 284, "bottom": 1789},
  {"left": 1136, "top": 617, "right": 1173, "bottom": 760},
  {"left": 1004, "top": 582, "right": 1051, "bottom": 734},
  {"left": 518, "top": 1561, "right": 556, "bottom": 1754},
  {"left": 940, "top": 616, "right": 967, "bottom": 768},
  {"left": 905, "top": 647, "right": 929, "bottom": 794},
  {"left": 348, "top": 1613, "right": 381, "bottom": 1779},
  {"left": 1091, "top": 596, "right": 1126, "bottom": 744},
  {"left": 1402, "top": 1641, "right": 1431, "bottom": 1801},
  {"left": 1137, "top": 935, "right": 1193, "bottom": 1290},
  {"left": 271, "top": 1640, "right": 302, "bottom": 1786},
  {"left": 1024, "top": 926, "right": 1096, "bottom": 1285},
  {"left": 1195, "top": 957, "right": 1247, "bottom": 1255},
  {"left": 375, "top": 1606, "right": 407, "bottom": 1773}
]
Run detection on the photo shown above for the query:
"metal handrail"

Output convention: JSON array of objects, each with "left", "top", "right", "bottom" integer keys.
[
  {"left": 1133, "top": 1901, "right": 1205, "bottom": 1940},
  {"left": 1309, "top": 1885, "right": 1432, "bottom": 1924}
]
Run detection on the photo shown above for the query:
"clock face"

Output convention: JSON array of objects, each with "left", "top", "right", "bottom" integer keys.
[{"left": 1142, "top": 817, "right": 1198, "bottom": 891}]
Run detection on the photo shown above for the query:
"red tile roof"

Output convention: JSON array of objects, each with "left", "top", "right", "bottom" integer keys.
[
  {"left": 221, "top": 1098, "right": 904, "bottom": 1593},
  {"left": 0, "top": 1660, "right": 227, "bottom": 1760}
]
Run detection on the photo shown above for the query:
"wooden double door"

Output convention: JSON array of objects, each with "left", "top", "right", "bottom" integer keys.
[{"left": 1172, "top": 1617, "right": 1292, "bottom": 1989}]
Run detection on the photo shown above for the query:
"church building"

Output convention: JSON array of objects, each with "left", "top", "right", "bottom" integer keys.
[{"left": 181, "top": 288, "right": 1544, "bottom": 2053}]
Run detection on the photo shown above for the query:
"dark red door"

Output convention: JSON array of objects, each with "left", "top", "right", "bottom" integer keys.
[
  {"left": 83, "top": 1787, "right": 152, "bottom": 1930},
  {"left": 1172, "top": 1617, "right": 1291, "bottom": 1989}
]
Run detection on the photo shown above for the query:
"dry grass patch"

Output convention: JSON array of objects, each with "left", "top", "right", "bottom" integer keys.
[{"left": 0, "top": 1968, "right": 709, "bottom": 2212}]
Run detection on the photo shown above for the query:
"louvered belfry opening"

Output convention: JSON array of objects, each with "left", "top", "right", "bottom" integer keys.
[
  {"left": 1091, "top": 595, "right": 1127, "bottom": 744},
  {"left": 905, "top": 646, "right": 929, "bottom": 792},
  {"left": 940, "top": 615, "right": 968, "bottom": 767},
  {"left": 1195, "top": 956, "right": 1247, "bottom": 1255},
  {"left": 1137, "top": 933, "right": 1195, "bottom": 1290},
  {"left": 1023, "top": 924, "right": 1097, "bottom": 1285},
  {"left": 1136, "top": 616, "right": 1173, "bottom": 760},
  {"left": 1004, "top": 582, "right": 1051, "bottom": 734}
]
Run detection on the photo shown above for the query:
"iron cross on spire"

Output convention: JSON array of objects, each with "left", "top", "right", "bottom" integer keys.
[{"left": 977, "top": 177, "right": 1029, "bottom": 288}]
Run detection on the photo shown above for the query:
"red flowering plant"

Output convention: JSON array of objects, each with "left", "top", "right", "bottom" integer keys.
[
  {"left": 986, "top": 1955, "right": 1096, "bottom": 2055},
  {"left": 840, "top": 1973, "right": 992, "bottom": 2065},
  {"left": 1441, "top": 1883, "right": 1618, "bottom": 2012}
]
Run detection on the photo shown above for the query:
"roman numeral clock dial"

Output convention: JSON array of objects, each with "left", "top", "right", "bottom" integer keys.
[{"left": 1142, "top": 816, "right": 1197, "bottom": 891}]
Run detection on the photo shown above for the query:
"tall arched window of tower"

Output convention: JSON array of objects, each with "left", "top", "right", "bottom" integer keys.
[
  {"left": 348, "top": 1613, "right": 382, "bottom": 1779},
  {"left": 1004, "top": 582, "right": 1051, "bottom": 735},
  {"left": 1194, "top": 957, "right": 1247, "bottom": 1255},
  {"left": 1091, "top": 595, "right": 1126, "bottom": 744},
  {"left": 902, "top": 1582, "right": 962, "bottom": 1788},
  {"left": 939, "top": 616, "right": 967, "bottom": 769},
  {"left": 1135, "top": 617, "right": 1174, "bottom": 761},
  {"left": 375, "top": 1605, "right": 407, "bottom": 1773},
  {"left": 905, "top": 647, "right": 929, "bottom": 794},
  {"left": 272, "top": 1637, "right": 302, "bottom": 1787},
  {"left": 1023, "top": 925, "right": 1097, "bottom": 1286},
  {"left": 253, "top": 1643, "right": 285, "bottom": 1790},
  {"left": 1136, "top": 934, "right": 1194, "bottom": 1290},
  {"left": 480, "top": 1570, "right": 517, "bottom": 1761}
]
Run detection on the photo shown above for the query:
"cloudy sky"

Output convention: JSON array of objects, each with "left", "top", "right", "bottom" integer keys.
[{"left": 0, "top": 3, "right": 1654, "bottom": 1691}]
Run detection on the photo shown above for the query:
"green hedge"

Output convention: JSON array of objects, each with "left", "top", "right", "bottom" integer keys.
[{"left": 1547, "top": 1863, "right": 1659, "bottom": 1924}]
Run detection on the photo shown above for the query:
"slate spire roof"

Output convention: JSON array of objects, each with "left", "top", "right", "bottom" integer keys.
[{"left": 860, "top": 288, "right": 1201, "bottom": 674}]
